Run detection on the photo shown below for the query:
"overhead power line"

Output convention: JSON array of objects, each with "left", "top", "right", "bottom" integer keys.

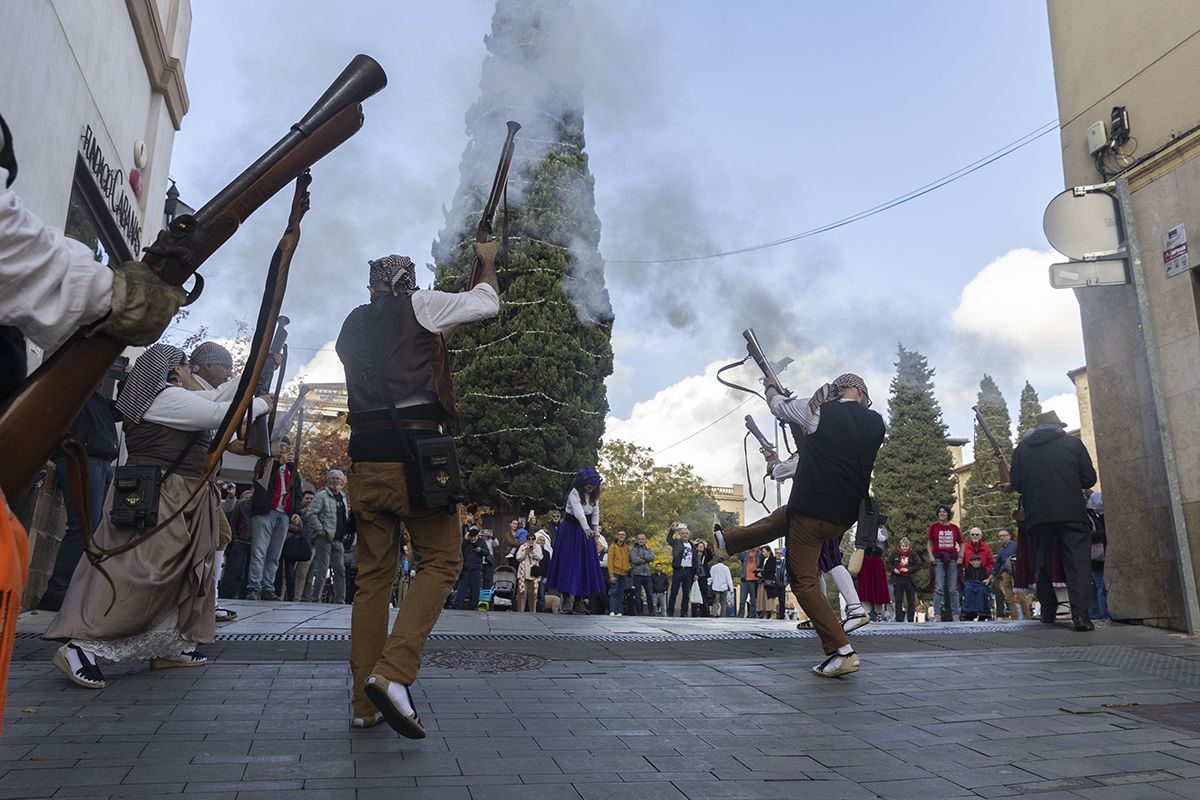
[{"left": 605, "top": 119, "right": 1060, "bottom": 265}]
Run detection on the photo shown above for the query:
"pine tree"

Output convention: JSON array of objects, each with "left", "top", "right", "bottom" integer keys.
[
  {"left": 962, "top": 374, "right": 1015, "bottom": 540},
  {"left": 1016, "top": 381, "right": 1043, "bottom": 442},
  {"left": 432, "top": 0, "right": 613, "bottom": 511},
  {"left": 871, "top": 345, "right": 957, "bottom": 543}
]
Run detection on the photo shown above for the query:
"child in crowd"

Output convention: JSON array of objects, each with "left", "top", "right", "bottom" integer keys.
[{"left": 961, "top": 553, "right": 992, "bottom": 621}]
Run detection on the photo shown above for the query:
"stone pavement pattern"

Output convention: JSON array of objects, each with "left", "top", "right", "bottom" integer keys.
[{"left": 5, "top": 604, "right": 1200, "bottom": 799}]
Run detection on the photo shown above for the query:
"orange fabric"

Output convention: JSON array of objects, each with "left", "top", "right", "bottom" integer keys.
[{"left": 1, "top": 491, "right": 29, "bottom": 737}]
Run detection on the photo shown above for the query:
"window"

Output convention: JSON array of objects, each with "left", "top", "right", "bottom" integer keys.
[{"left": 63, "top": 156, "right": 133, "bottom": 267}]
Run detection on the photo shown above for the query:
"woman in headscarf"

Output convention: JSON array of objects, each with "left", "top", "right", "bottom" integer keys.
[
  {"left": 545, "top": 468, "right": 605, "bottom": 614},
  {"left": 46, "top": 344, "right": 269, "bottom": 688}
]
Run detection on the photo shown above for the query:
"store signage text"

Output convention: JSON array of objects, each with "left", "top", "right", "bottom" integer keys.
[{"left": 79, "top": 125, "right": 143, "bottom": 249}]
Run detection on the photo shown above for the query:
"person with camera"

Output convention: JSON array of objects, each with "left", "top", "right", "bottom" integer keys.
[
  {"left": 666, "top": 523, "right": 694, "bottom": 617},
  {"left": 303, "top": 470, "right": 350, "bottom": 604},
  {"left": 246, "top": 438, "right": 302, "bottom": 602},
  {"left": 46, "top": 344, "right": 271, "bottom": 688},
  {"left": 514, "top": 530, "right": 543, "bottom": 612},
  {"left": 335, "top": 244, "right": 499, "bottom": 736},
  {"left": 454, "top": 527, "right": 488, "bottom": 610}
]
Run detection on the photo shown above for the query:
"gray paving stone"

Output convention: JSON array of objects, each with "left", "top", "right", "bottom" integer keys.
[
  {"left": 0, "top": 766, "right": 130, "bottom": 788},
  {"left": 859, "top": 776, "right": 977, "bottom": 799}
]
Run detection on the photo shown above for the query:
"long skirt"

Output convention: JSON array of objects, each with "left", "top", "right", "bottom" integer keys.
[
  {"left": 545, "top": 516, "right": 604, "bottom": 597},
  {"left": 817, "top": 537, "right": 842, "bottom": 573},
  {"left": 45, "top": 475, "right": 219, "bottom": 661},
  {"left": 1013, "top": 523, "right": 1064, "bottom": 590},
  {"left": 856, "top": 554, "right": 890, "bottom": 604}
]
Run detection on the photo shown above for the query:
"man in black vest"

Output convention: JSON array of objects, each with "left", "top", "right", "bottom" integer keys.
[
  {"left": 716, "top": 374, "right": 884, "bottom": 678},
  {"left": 336, "top": 242, "right": 498, "bottom": 737}
]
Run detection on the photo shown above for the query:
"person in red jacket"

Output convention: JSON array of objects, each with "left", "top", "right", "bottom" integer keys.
[{"left": 961, "top": 527, "right": 995, "bottom": 575}]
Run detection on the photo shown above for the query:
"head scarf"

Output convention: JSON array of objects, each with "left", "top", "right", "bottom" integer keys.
[
  {"left": 1087, "top": 491, "right": 1103, "bottom": 513},
  {"left": 516, "top": 528, "right": 528, "bottom": 542},
  {"left": 807, "top": 372, "right": 871, "bottom": 413},
  {"left": 368, "top": 254, "right": 417, "bottom": 295},
  {"left": 116, "top": 343, "right": 186, "bottom": 423},
  {"left": 189, "top": 341, "right": 233, "bottom": 370}
]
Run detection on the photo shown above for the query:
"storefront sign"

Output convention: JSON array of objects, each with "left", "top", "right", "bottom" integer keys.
[
  {"left": 79, "top": 125, "right": 143, "bottom": 249},
  {"left": 1163, "top": 223, "right": 1189, "bottom": 278}
]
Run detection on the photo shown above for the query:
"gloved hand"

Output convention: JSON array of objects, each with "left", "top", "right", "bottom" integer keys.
[
  {"left": 474, "top": 239, "right": 499, "bottom": 263},
  {"left": 94, "top": 261, "right": 187, "bottom": 345}
]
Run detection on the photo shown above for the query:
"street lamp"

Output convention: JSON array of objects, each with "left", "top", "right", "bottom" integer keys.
[{"left": 639, "top": 469, "right": 652, "bottom": 518}]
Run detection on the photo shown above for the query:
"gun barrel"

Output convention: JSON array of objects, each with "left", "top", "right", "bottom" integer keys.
[{"left": 744, "top": 414, "right": 773, "bottom": 450}]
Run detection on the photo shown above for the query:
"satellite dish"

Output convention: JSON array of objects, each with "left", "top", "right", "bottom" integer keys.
[{"left": 1043, "top": 188, "right": 1122, "bottom": 260}]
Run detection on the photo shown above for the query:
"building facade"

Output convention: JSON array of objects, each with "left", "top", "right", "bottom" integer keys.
[
  {"left": 1047, "top": 0, "right": 1200, "bottom": 631},
  {"left": 2, "top": 0, "right": 192, "bottom": 607}
]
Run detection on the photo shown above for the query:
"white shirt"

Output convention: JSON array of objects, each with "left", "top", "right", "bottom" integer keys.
[
  {"left": 0, "top": 166, "right": 113, "bottom": 351},
  {"left": 565, "top": 487, "right": 600, "bottom": 531},
  {"left": 768, "top": 394, "right": 862, "bottom": 434},
  {"left": 411, "top": 283, "right": 500, "bottom": 337},
  {"left": 709, "top": 562, "right": 734, "bottom": 592},
  {"left": 772, "top": 453, "right": 799, "bottom": 482},
  {"left": 143, "top": 384, "right": 268, "bottom": 432}
]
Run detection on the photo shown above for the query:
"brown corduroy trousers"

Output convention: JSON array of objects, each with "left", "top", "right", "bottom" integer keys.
[
  {"left": 724, "top": 508, "right": 851, "bottom": 655},
  {"left": 347, "top": 462, "right": 461, "bottom": 717}
]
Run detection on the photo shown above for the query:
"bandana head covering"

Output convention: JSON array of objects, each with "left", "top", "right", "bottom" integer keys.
[
  {"left": 807, "top": 372, "right": 871, "bottom": 413},
  {"left": 368, "top": 254, "right": 417, "bottom": 295},
  {"left": 116, "top": 343, "right": 186, "bottom": 423},
  {"left": 189, "top": 341, "right": 233, "bottom": 370}
]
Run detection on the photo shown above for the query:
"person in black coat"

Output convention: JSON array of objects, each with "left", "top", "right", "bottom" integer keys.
[{"left": 1010, "top": 410, "right": 1098, "bottom": 631}]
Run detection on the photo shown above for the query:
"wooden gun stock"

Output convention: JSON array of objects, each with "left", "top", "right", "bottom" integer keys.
[
  {"left": 972, "top": 405, "right": 1012, "bottom": 486},
  {"left": 0, "top": 55, "right": 386, "bottom": 504}
]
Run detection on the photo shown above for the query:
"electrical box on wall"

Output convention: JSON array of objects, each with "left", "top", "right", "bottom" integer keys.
[{"left": 1087, "top": 121, "right": 1108, "bottom": 155}]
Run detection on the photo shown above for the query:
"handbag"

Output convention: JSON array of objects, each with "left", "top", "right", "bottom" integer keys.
[{"left": 282, "top": 533, "right": 313, "bottom": 562}]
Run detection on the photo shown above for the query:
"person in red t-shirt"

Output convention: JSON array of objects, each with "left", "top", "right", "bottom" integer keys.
[{"left": 926, "top": 505, "right": 962, "bottom": 621}]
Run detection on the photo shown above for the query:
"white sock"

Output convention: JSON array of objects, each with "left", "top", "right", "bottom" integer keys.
[
  {"left": 837, "top": 643, "right": 854, "bottom": 656},
  {"left": 829, "top": 566, "right": 861, "bottom": 610},
  {"left": 387, "top": 680, "right": 415, "bottom": 717}
]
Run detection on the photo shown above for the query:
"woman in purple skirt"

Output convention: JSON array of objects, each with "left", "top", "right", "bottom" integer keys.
[{"left": 546, "top": 468, "right": 605, "bottom": 614}]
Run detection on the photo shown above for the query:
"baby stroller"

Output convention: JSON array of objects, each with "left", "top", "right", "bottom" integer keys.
[{"left": 489, "top": 565, "right": 518, "bottom": 611}]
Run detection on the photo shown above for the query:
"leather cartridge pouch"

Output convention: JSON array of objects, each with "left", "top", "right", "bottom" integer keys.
[
  {"left": 406, "top": 432, "right": 465, "bottom": 514},
  {"left": 109, "top": 432, "right": 200, "bottom": 531},
  {"left": 109, "top": 466, "right": 162, "bottom": 531}
]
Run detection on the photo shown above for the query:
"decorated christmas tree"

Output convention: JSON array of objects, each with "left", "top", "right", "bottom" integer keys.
[{"left": 432, "top": 0, "right": 613, "bottom": 511}]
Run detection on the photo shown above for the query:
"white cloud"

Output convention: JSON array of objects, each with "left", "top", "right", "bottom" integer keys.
[
  {"left": 952, "top": 248, "right": 1084, "bottom": 366},
  {"left": 1042, "top": 392, "right": 1082, "bottom": 431},
  {"left": 604, "top": 348, "right": 843, "bottom": 521},
  {"left": 289, "top": 340, "right": 343, "bottom": 388}
]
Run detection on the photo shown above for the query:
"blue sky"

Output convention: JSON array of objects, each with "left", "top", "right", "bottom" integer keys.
[{"left": 169, "top": 1, "right": 1082, "bottom": 499}]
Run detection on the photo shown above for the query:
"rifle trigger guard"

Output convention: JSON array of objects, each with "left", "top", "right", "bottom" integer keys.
[{"left": 182, "top": 273, "right": 204, "bottom": 306}]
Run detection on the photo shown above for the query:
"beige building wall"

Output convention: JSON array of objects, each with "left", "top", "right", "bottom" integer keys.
[
  {"left": 1067, "top": 366, "right": 1100, "bottom": 491},
  {"left": 1047, "top": 0, "right": 1200, "bottom": 630},
  {"left": 708, "top": 483, "right": 746, "bottom": 527}
]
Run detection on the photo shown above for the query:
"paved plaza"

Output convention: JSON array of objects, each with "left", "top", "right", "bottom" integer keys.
[{"left": 5, "top": 604, "right": 1200, "bottom": 799}]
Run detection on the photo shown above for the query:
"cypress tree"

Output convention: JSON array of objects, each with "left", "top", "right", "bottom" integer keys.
[
  {"left": 432, "top": 0, "right": 613, "bottom": 511},
  {"left": 1016, "top": 381, "right": 1043, "bottom": 442},
  {"left": 962, "top": 374, "right": 1015, "bottom": 538},
  {"left": 871, "top": 345, "right": 957, "bottom": 543}
]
